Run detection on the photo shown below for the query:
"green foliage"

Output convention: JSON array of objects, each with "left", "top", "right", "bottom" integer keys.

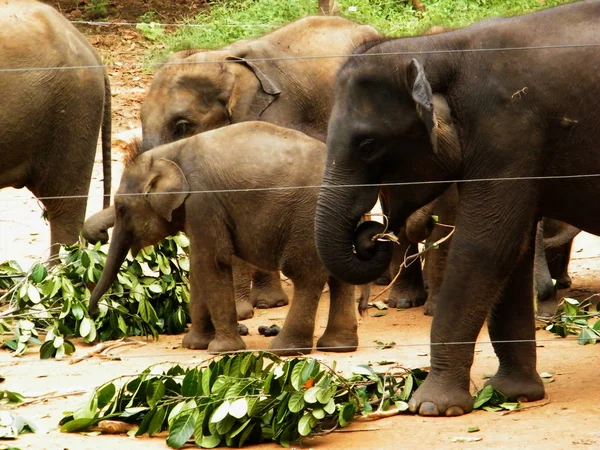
[
  {"left": 472, "top": 385, "right": 519, "bottom": 412},
  {"left": 0, "top": 235, "right": 191, "bottom": 358},
  {"left": 148, "top": 0, "right": 573, "bottom": 57},
  {"left": 83, "top": 0, "right": 109, "bottom": 19},
  {"left": 542, "top": 296, "right": 600, "bottom": 344},
  {"left": 60, "top": 353, "right": 429, "bottom": 448}
]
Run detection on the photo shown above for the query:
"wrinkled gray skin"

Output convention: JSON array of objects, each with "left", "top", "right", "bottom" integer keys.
[
  {"left": 404, "top": 184, "right": 580, "bottom": 317},
  {"left": 82, "top": 15, "right": 380, "bottom": 314},
  {"left": 315, "top": 1, "right": 600, "bottom": 416},
  {"left": 88, "top": 122, "right": 360, "bottom": 355},
  {"left": 1, "top": 0, "right": 111, "bottom": 260}
]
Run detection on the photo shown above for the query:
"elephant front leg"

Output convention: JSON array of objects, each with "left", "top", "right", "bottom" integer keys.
[
  {"left": 270, "top": 276, "right": 325, "bottom": 356},
  {"left": 184, "top": 251, "right": 245, "bottom": 353},
  {"left": 316, "top": 277, "right": 358, "bottom": 352},
  {"left": 408, "top": 187, "right": 538, "bottom": 416},
  {"left": 250, "top": 269, "right": 290, "bottom": 309},
  {"left": 487, "top": 231, "right": 545, "bottom": 402}
]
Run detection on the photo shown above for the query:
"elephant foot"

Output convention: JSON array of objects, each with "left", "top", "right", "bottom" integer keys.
[
  {"left": 269, "top": 332, "right": 313, "bottom": 356},
  {"left": 251, "top": 283, "right": 289, "bottom": 309},
  {"left": 387, "top": 288, "right": 427, "bottom": 309},
  {"left": 375, "top": 273, "right": 391, "bottom": 285},
  {"left": 182, "top": 328, "right": 214, "bottom": 350},
  {"left": 555, "top": 274, "right": 572, "bottom": 289},
  {"left": 423, "top": 297, "right": 437, "bottom": 316},
  {"left": 316, "top": 332, "right": 358, "bottom": 353},
  {"left": 408, "top": 374, "right": 474, "bottom": 417},
  {"left": 207, "top": 334, "right": 246, "bottom": 354},
  {"left": 236, "top": 299, "right": 254, "bottom": 321},
  {"left": 486, "top": 372, "right": 545, "bottom": 403}
]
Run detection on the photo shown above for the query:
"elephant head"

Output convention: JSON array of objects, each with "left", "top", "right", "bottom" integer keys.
[
  {"left": 141, "top": 48, "right": 281, "bottom": 151},
  {"left": 315, "top": 54, "right": 462, "bottom": 285},
  {"left": 88, "top": 150, "right": 189, "bottom": 314}
]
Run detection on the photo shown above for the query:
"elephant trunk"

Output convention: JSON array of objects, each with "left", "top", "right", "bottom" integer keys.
[
  {"left": 88, "top": 225, "right": 132, "bottom": 315},
  {"left": 82, "top": 205, "right": 116, "bottom": 244},
  {"left": 315, "top": 180, "right": 394, "bottom": 286},
  {"left": 405, "top": 201, "right": 436, "bottom": 243},
  {"left": 543, "top": 223, "right": 580, "bottom": 249}
]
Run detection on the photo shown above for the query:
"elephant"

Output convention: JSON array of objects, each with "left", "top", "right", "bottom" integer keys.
[
  {"left": 88, "top": 121, "right": 360, "bottom": 355},
  {"left": 1, "top": 0, "right": 111, "bottom": 260},
  {"left": 315, "top": 1, "right": 600, "bottom": 416},
  {"left": 403, "top": 184, "right": 580, "bottom": 316},
  {"left": 82, "top": 15, "right": 381, "bottom": 314}
]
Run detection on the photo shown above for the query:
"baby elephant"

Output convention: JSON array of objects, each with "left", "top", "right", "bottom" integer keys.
[{"left": 88, "top": 122, "right": 358, "bottom": 355}]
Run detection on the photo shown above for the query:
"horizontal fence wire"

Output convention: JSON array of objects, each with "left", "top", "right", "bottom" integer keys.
[
  {"left": 0, "top": 336, "right": 591, "bottom": 367},
  {"left": 69, "top": 19, "right": 275, "bottom": 28},
  {"left": 1, "top": 42, "right": 600, "bottom": 73},
  {"left": 0, "top": 173, "right": 599, "bottom": 202}
]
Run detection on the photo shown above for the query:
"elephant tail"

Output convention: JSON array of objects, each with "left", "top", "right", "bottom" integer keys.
[
  {"left": 543, "top": 223, "right": 581, "bottom": 249},
  {"left": 101, "top": 71, "right": 112, "bottom": 210}
]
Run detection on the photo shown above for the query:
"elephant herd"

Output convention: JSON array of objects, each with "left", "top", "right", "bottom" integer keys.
[{"left": 3, "top": 0, "right": 599, "bottom": 417}]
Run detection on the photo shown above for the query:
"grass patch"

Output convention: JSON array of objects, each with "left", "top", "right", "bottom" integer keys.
[{"left": 145, "top": 0, "right": 573, "bottom": 57}]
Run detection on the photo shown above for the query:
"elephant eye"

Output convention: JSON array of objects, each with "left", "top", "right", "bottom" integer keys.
[{"left": 173, "top": 119, "right": 193, "bottom": 140}]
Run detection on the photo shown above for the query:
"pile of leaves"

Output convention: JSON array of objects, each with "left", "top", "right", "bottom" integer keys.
[
  {"left": 541, "top": 296, "right": 600, "bottom": 344},
  {"left": 0, "top": 235, "right": 191, "bottom": 358},
  {"left": 59, "top": 352, "right": 515, "bottom": 449}
]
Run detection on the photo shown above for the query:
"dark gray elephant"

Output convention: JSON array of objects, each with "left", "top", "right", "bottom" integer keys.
[
  {"left": 315, "top": 1, "right": 599, "bottom": 416},
  {"left": 88, "top": 122, "right": 359, "bottom": 355},
  {"left": 403, "top": 184, "right": 580, "bottom": 316},
  {"left": 1, "top": 0, "right": 111, "bottom": 260},
  {"left": 82, "top": 15, "right": 381, "bottom": 313}
]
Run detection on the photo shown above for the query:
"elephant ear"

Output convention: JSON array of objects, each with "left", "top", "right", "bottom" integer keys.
[
  {"left": 225, "top": 55, "right": 281, "bottom": 119},
  {"left": 406, "top": 58, "right": 439, "bottom": 154},
  {"left": 144, "top": 158, "right": 190, "bottom": 222}
]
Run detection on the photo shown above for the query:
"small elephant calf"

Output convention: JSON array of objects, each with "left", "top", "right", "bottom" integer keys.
[{"left": 88, "top": 122, "right": 359, "bottom": 355}]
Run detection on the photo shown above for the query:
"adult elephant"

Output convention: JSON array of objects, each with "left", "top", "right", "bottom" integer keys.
[
  {"left": 403, "top": 184, "right": 580, "bottom": 316},
  {"left": 315, "top": 1, "right": 599, "bottom": 416},
  {"left": 83, "top": 16, "right": 384, "bottom": 311},
  {"left": 0, "top": 0, "right": 111, "bottom": 261}
]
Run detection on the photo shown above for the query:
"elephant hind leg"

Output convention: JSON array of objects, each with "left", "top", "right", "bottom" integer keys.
[
  {"left": 386, "top": 242, "right": 427, "bottom": 309},
  {"left": 270, "top": 274, "right": 326, "bottom": 356},
  {"left": 250, "top": 269, "right": 289, "bottom": 309},
  {"left": 316, "top": 277, "right": 358, "bottom": 353},
  {"left": 486, "top": 226, "right": 545, "bottom": 402},
  {"left": 232, "top": 257, "right": 254, "bottom": 321}
]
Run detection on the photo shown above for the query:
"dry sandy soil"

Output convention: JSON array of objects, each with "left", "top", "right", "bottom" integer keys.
[{"left": 1, "top": 3, "right": 599, "bottom": 450}]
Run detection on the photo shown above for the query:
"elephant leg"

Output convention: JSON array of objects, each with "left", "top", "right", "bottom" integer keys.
[
  {"left": 250, "top": 269, "right": 290, "bottom": 309},
  {"left": 32, "top": 183, "right": 89, "bottom": 263},
  {"left": 533, "top": 221, "right": 560, "bottom": 318},
  {"left": 547, "top": 240, "right": 574, "bottom": 289},
  {"left": 183, "top": 239, "right": 245, "bottom": 353},
  {"left": 270, "top": 275, "right": 327, "bottom": 356},
  {"left": 408, "top": 184, "right": 537, "bottom": 417},
  {"left": 486, "top": 232, "right": 545, "bottom": 402},
  {"left": 386, "top": 239, "right": 427, "bottom": 309},
  {"left": 232, "top": 258, "right": 254, "bottom": 320},
  {"left": 316, "top": 277, "right": 358, "bottom": 352},
  {"left": 422, "top": 236, "right": 450, "bottom": 317}
]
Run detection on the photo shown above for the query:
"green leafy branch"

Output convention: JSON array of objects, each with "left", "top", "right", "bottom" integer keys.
[
  {"left": 0, "top": 235, "right": 192, "bottom": 358},
  {"left": 540, "top": 296, "right": 600, "bottom": 344},
  {"left": 59, "top": 352, "right": 515, "bottom": 448}
]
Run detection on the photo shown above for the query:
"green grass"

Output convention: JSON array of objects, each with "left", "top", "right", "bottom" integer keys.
[{"left": 143, "top": 0, "right": 574, "bottom": 57}]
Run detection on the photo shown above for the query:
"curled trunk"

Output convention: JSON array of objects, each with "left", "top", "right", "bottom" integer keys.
[
  {"left": 315, "top": 183, "right": 393, "bottom": 286},
  {"left": 82, "top": 205, "right": 116, "bottom": 244}
]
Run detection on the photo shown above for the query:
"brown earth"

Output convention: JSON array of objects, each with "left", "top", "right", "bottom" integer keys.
[{"left": 1, "top": 3, "right": 599, "bottom": 450}]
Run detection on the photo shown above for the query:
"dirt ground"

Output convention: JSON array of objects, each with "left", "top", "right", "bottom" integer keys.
[{"left": 1, "top": 3, "right": 599, "bottom": 450}]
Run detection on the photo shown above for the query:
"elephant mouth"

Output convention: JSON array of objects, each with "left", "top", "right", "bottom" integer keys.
[{"left": 353, "top": 220, "right": 389, "bottom": 260}]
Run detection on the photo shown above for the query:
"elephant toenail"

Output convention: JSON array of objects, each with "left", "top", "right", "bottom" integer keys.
[
  {"left": 419, "top": 402, "right": 440, "bottom": 416},
  {"left": 408, "top": 398, "right": 418, "bottom": 413},
  {"left": 396, "top": 299, "right": 412, "bottom": 309},
  {"left": 445, "top": 406, "right": 465, "bottom": 416}
]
